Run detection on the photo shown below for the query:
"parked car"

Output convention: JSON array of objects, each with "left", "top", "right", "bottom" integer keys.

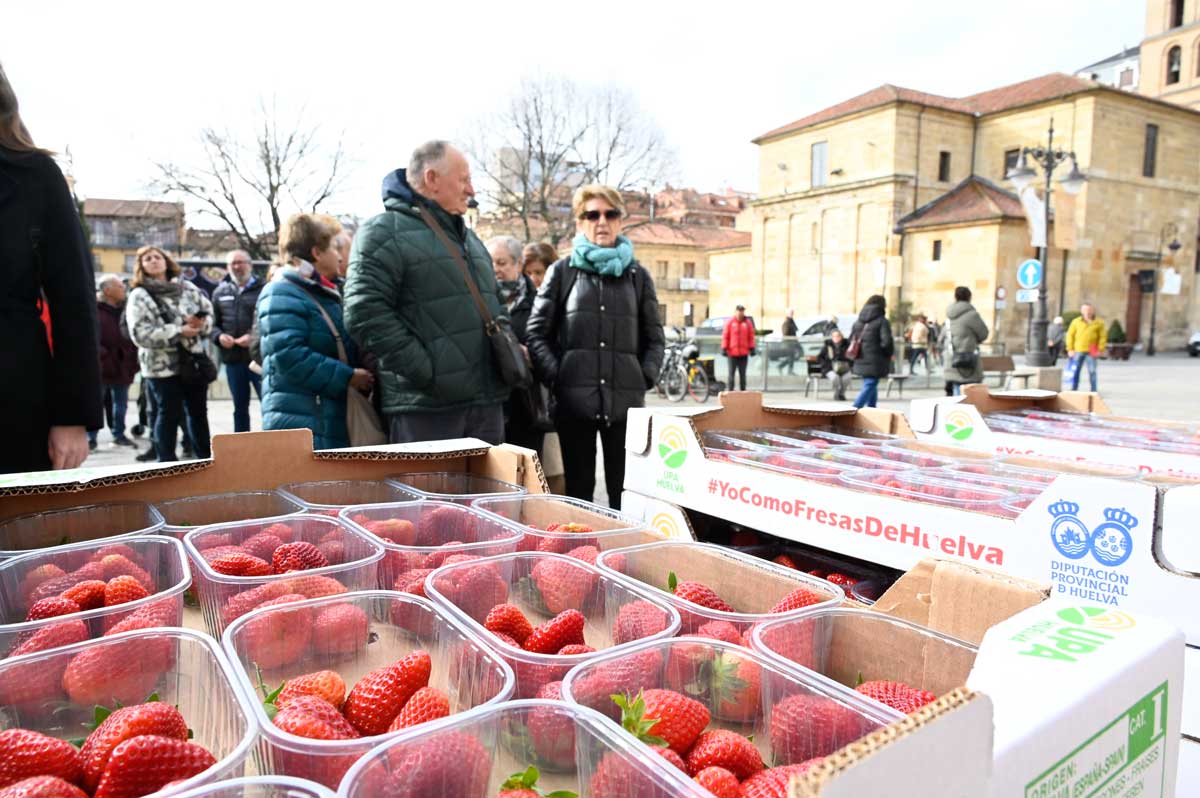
[{"left": 1188, "top": 331, "right": 1200, "bottom": 357}]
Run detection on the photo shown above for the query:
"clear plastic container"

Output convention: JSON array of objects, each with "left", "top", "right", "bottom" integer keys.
[
  {"left": 470, "top": 494, "right": 655, "bottom": 553},
  {"left": 751, "top": 607, "right": 978, "bottom": 717},
  {"left": 386, "top": 472, "right": 526, "bottom": 505},
  {"left": 837, "top": 469, "right": 1012, "bottom": 515},
  {"left": 339, "top": 699, "right": 709, "bottom": 798},
  {"left": 183, "top": 515, "right": 385, "bottom": 636},
  {"left": 221, "top": 590, "right": 515, "bottom": 790},
  {"left": 700, "top": 429, "right": 811, "bottom": 455},
  {"left": 879, "top": 439, "right": 994, "bottom": 463},
  {"left": 594, "top": 541, "right": 842, "bottom": 638},
  {"left": 818, "top": 445, "right": 924, "bottom": 471},
  {"left": 276, "top": 480, "right": 421, "bottom": 517},
  {"left": 424, "top": 551, "right": 681, "bottom": 698},
  {"left": 944, "top": 461, "right": 1060, "bottom": 486},
  {"left": 849, "top": 580, "right": 884, "bottom": 605},
  {"left": 923, "top": 466, "right": 1047, "bottom": 496},
  {"left": 0, "top": 501, "right": 164, "bottom": 560},
  {"left": 562, "top": 637, "right": 900, "bottom": 770},
  {"left": 0, "top": 535, "right": 190, "bottom": 656},
  {"left": 338, "top": 500, "right": 524, "bottom": 593},
  {"left": 157, "top": 491, "right": 305, "bottom": 538},
  {"left": 996, "top": 454, "right": 1141, "bottom": 480},
  {"left": 756, "top": 426, "right": 898, "bottom": 447},
  {"left": 161, "top": 776, "right": 336, "bottom": 798},
  {"left": 728, "top": 450, "right": 863, "bottom": 484},
  {"left": 0, "top": 627, "right": 255, "bottom": 793}
]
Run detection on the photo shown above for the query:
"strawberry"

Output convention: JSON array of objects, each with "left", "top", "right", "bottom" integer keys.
[
  {"left": 0, "top": 776, "right": 88, "bottom": 798},
  {"left": 497, "top": 766, "right": 576, "bottom": 798},
  {"left": 237, "top": 594, "right": 312, "bottom": 669},
  {"left": 417, "top": 505, "right": 475, "bottom": 546},
  {"left": 390, "top": 571, "right": 436, "bottom": 636},
  {"left": 523, "top": 610, "right": 585, "bottom": 655},
  {"left": 311, "top": 603, "right": 368, "bottom": 655},
  {"left": 60, "top": 580, "right": 107, "bottom": 611},
  {"left": 434, "top": 562, "right": 507, "bottom": 622},
  {"left": 588, "top": 750, "right": 667, "bottom": 798},
  {"left": 652, "top": 746, "right": 686, "bottom": 772},
  {"left": 374, "top": 730, "right": 489, "bottom": 798},
  {"left": 209, "top": 552, "right": 271, "bottom": 577},
  {"left": 768, "top": 586, "right": 828, "bottom": 614},
  {"left": 316, "top": 540, "right": 344, "bottom": 565},
  {"left": 19, "top": 565, "right": 67, "bottom": 602},
  {"left": 613, "top": 689, "right": 709, "bottom": 755},
  {"left": 563, "top": 544, "right": 599, "bottom": 565},
  {"left": 769, "top": 693, "right": 872, "bottom": 764},
  {"left": 241, "top": 532, "right": 284, "bottom": 562},
  {"left": 196, "top": 535, "right": 235, "bottom": 552},
  {"left": 0, "top": 622, "right": 87, "bottom": 707},
  {"left": 273, "top": 695, "right": 358, "bottom": 740},
  {"left": 276, "top": 670, "right": 346, "bottom": 711},
  {"left": 103, "top": 576, "right": 149, "bottom": 608},
  {"left": 343, "top": 650, "right": 432, "bottom": 736},
  {"left": 93, "top": 545, "right": 144, "bottom": 566},
  {"left": 91, "top": 735, "right": 216, "bottom": 798},
  {"left": 612, "top": 600, "right": 669, "bottom": 645},
  {"left": 359, "top": 517, "right": 416, "bottom": 545},
  {"left": 393, "top": 568, "right": 434, "bottom": 596},
  {"left": 530, "top": 557, "right": 594, "bottom": 614},
  {"left": 24, "top": 598, "right": 80, "bottom": 622},
  {"left": 684, "top": 729, "right": 763, "bottom": 779},
  {"left": 103, "top": 599, "right": 177, "bottom": 636},
  {"left": 693, "top": 766, "right": 739, "bottom": 798},
  {"left": 491, "top": 631, "right": 519, "bottom": 648},
  {"left": 730, "top": 530, "right": 760, "bottom": 547},
  {"left": 695, "top": 619, "right": 743, "bottom": 645},
  {"left": 771, "top": 554, "right": 799, "bottom": 570},
  {"left": 737, "top": 761, "right": 823, "bottom": 798},
  {"left": 26, "top": 577, "right": 81, "bottom": 608},
  {"left": 556, "top": 644, "right": 595, "bottom": 655},
  {"left": 485, "top": 604, "right": 534, "bottom": 646},
  {"left": 712, "top": 651, "right": 762, "bottom": 723},
  {"left": 669, "top": 572, "right": 735, "bottom": 612},
  {"left": 527, "top": 682, "right": 576, "bottom": 769},
  {"left": 198, "top": 546, "right": 249, "bottom": 564},
  {"left": 387, "top": 686, "right": 450, "bottom": 731},
  {"left": 567, "top": 650, "right": 662, "bottom": 719},
  {"left": 61, "top": 636, "right": 171, "bottom": 707},
  {"left": 78, "top": 703, "right": 188, "bottom": 792},
  {"left": 271, "top": 542, "right": 328, "bottom": 574},
  {"left": 0, "top": 729, "right": 81, "bottom": 789},
  {"left": 279, "top": 574, "right": 347, "bottom": 600},
  {"left": 855, "top": 680, "right": 936, "bottom": 714},
  {"left": 220, "top": 582, "right": 291, "bottom": 626},
  {"left": 420, "top": 545, "right": 467, "bottom": 570},
  {"left": 97, "top": 556, "right": 153, "bottom": 592}
]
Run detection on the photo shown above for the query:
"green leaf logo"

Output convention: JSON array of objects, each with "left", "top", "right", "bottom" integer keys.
[{"left": 657, "top": 426, "right": 689, "bottom": 470}]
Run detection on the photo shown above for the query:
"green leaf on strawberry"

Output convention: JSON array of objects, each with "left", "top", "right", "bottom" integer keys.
[
  {"left": 611, "top": 691, "right": 668, "bottom": 748},
  {"left": 667, "top": 572, "right": 678, "bottom": 592},
  {"left": 500, "top": 765, "right": 578, "bottom": 798},
  {"left": 254, "top": 663, "right": 284, "bottom": 720}
]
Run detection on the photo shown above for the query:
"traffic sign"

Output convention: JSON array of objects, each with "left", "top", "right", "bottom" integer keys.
[
  {"left": 1017, "top": 259, "right": 1043, "bottom": 290},
  {"left": 1016, "top": 288, "right": 1038, "bottom": 303}
]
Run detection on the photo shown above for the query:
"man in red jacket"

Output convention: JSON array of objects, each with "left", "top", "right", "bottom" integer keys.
[{"left": 721, "top": 304, "right": 756, "bottom": 391}]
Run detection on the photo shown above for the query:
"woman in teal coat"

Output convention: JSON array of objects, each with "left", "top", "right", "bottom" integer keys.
[{"left": 257, "top": 214, "right": 374, "bottom": 449}]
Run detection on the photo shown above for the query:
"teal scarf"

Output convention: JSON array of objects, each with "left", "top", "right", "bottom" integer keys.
[{"left": 570, "top": 234, "right": 634, "bottom": 277}]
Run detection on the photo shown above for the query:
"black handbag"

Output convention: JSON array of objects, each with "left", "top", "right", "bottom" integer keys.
[
  {"left": 418, "top": 207, "right": 532, "bottom": 390},
  {"left": 951, "top": 350, "right": 979, "bottom": 372}
]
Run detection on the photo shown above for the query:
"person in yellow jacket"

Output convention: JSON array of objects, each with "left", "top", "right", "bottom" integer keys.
[{"left": 1065, "top": 303, "right": 1106, "bottom": 391}]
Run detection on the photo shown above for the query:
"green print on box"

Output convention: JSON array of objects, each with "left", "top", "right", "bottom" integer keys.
[
  {"left": 657, "top": 427, "right": 689, "bottom": 470},
  {"left": 1010, "top": 605, "right": 1137, "bottom": 663}
]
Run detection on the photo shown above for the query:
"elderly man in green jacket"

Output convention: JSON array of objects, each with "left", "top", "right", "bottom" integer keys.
[{"left": 343, "top": 141, "right": 510, "bottom": 444}]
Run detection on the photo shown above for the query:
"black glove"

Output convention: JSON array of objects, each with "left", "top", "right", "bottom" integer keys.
[
  {"left": 721, "top": 349, "right": 727, "bottom": 357},
  {"left": 750, "top": 349, "right": 757, "bottom": 356}
]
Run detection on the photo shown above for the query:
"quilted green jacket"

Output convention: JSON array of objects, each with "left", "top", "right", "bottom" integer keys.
[{"left": 343, "top": 169, "right": 509, "bottom": 415}]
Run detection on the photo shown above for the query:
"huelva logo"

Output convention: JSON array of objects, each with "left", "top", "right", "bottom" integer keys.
[
  {"left": 658, "top": 426, "right": 688, "bottom": 469},
  {"left": 944, "top": 409, "right": 975, "bottom": 441},
  {"left": 650, "top": 513, "right": 682, "bottom": 539},
  {"left": 1012, "top": 605, "right": 1136, "bottom": 663}
]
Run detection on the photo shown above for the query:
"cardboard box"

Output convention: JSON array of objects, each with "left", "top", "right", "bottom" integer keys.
[{"left": 623, "top": 393, "right": 1200, "bottom": 648}]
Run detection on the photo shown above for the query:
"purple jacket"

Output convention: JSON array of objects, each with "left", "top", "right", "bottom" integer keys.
[{"left": 97, "top": 300, "right": 139, "bottom": 385}]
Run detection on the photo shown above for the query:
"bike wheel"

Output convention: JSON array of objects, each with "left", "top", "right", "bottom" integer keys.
[
  {"left": 664, "top": 366, "right": 688, "bottom": 402},
  {"left": 687, "top": 366, "right": 709, "bottom": 402}
]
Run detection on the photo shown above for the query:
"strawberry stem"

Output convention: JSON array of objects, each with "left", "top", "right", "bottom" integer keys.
[{"left": 667, "top": 572, "right": 678, "bottom": 592}]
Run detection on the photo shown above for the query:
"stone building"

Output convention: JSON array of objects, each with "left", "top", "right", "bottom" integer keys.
[
  {"left": 82, "top": 199, "right": 185, "bottom": 274},
  {"left": 1139, "top": 0, "right": 1200, "bottom": 109},
  {"left": 711, "top": 72, "right": 1200, "bottom": 352}
]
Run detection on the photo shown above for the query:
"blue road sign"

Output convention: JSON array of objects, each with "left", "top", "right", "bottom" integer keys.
[{"left": 1017, "top": 259, "right": 1043, "bottom": 290}]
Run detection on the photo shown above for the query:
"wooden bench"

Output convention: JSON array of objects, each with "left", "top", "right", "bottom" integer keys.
[{"left": 979, "top": 355, "right": 1036, "bottom": 389}]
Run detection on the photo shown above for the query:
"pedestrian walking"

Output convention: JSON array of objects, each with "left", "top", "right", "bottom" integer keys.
[
  {"left": 344, "top": 141, "right": 509, "bottom": 444},
  {"left": 849, "top": 294, "right": 892, "bottom": 408},
  {"left": 125, "top": 246, "right": 214, "bottom": 461},
  {"left": 522, "top": 242, "right": 557, "bottom": 290},
  {"left": 1065, "top": 303, "right": 1106, "bottom": 392},
  {"left": 526, "top": 184, "right": 664, "bottom": 509},
  {"left": 944, "top": 286, "right": 989, "bottom": 396},
  {"left": 816, "top": 329, "right": 852, "bottom": 400},
  {"left": 211, "top": 250, "right": 264, "bottom": 432},
  {"left": 1047, "top": 315, "right": 1066, "bottom": 363},
  {"left": 488, "top": 235, "right": 544, "bottom": 455},
  {"left": 780, "top": 308, "right": 799, "bottom": 375},
  {"left": 721, "top": 305, "right": 756, "bottom": 390},
  {"left": 907, "top": 314, "right": 930, "bottom": 374},
  {"left": 91, "top": 275, "right": 139, "bottom": 449},
  {"left": 0, "top": 63, "right": 102, "bottom": 473}
]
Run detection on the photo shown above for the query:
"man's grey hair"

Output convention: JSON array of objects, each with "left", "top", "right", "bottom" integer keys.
[
  {"left": 409, "top": 140, "right": 451, "bottom": 188},
  {"left": 485, "top": 236, "right": 524, "bottom": 266},
  {"left": 98, "top": 273, "right": 122, "bottom": 288},
  {"left": 225, "top": 249, "right": 250, "bottom": 266}
]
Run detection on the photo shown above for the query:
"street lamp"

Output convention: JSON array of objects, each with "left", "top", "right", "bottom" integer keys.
[
  {"left": 1005, "top": 118, "right": 1087, "bottom": 368},
  {"left": 1147, "top": 222, "right": 1182, "bottom": 356}
]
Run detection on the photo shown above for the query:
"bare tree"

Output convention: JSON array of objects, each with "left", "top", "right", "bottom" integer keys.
[
  {"left": 152, "top": 99, "right": 348, "bottom": 260},
  {"left": 466, "top": 76, "right": 676, "bottom": 246}
]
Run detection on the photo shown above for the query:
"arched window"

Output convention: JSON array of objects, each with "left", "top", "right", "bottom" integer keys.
[{"left": 1167, "top": 45, "right": 1182, "bottom": 84}]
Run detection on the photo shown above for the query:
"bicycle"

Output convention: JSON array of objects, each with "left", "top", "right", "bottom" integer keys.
[{"left": 656, "top": 333, "right": 710, "bottom": 403}]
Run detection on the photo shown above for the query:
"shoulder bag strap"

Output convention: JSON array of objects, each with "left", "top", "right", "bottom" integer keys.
[
  {"left": 416, "top": 206, "right": 496, "bottom": 333},
  {"left": 296, "top": 289, "right": 349, "bottom": 364}
]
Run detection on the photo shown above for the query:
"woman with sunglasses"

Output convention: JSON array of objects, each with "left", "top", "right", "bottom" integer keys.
[{"left": 526, "top": 185, "right": 665, "bottom": 509}]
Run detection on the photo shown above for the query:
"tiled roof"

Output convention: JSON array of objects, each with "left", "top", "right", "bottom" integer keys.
[
  {"left": 754, "top": 73, "right": 1100, "bottom": 142},
  {"left": 623, "top": 222, "right": 751, "bottom": 250},
  {"left": 895, "top": 176, "right": 1040, "bottom": 231},
  {"left": 83, "top": 198, "right": 184, "bottom": 219}
]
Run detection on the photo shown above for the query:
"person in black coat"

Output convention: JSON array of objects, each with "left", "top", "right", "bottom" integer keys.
[
  {"left": 211, "top": 250, "right": 265, "bottom": 432},
  {"left": 815, "top": 329, "right": 852, "bottom": 401},
  {"left": 526, "top": 185, "right": 665, "bottom": 509},
  {"left": 849, "top": 294, "right": 893, "bottom": 409},
  {"left": 0, "top": 64, "right": 101, "bottom": 473},
  {"left": 488, "top": 235, "right": 544, "bottom": 455}
]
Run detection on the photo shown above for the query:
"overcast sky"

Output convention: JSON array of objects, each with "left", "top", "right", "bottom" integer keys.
[{"left": 5, "top": 0, "right": 1143, "bottom": 226}]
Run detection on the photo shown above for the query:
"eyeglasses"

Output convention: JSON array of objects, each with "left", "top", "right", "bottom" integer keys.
[{"left": 580, "top": 209, "right": 622, "bottom": 222}]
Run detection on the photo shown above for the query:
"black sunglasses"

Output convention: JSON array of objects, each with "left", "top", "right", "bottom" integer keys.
[{"left": 581, "top": 209, "right": 622, "bottom": 222}]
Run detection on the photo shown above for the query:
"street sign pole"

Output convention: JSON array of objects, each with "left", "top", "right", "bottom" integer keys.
[{"left": 1026, "top": 123, "right": 1057, "bottom": 368}]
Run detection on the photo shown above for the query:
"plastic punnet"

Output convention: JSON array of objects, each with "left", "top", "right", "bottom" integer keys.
[
  {"left": 815, "top": 445, "right": 923, "bottom": 472},
  {"left": 424, "top": 551, "right": 681, "bottom": 698},
  {"left": 276, "top": 480, "right": 420, "bottom": 517},
  {"left": 221, "top": 590, "right": 515, "bottom": 789},
  {"left": 728, "top": 450, "right": 863, "bottom": 483},
  {"left": 157, "top": 776, "right": 335, "bottom": 798},
  {"left": 386, "top": 472, "right": 525, "bottom": 505},
  {"left": 878, "top": 438, "right": 994, "bottom": 463},
  {"left": 157, "top": 491, "right": 304, "bottom": 538},
  {"left": 755, "top": 426, "right": 898, "bottom": 447},
  {"left": 922, "top": 466, "right": 1047, "bottom": 496},
  {"left": 470, "top": 494, "right": 655, "bottom": 553},
  {"left": 836, "top": 469, "right": 1012, "bottom": 515},
  {"left": 183, "top": 515, "right": 384, "bottom": 635},
  {"left": 0, "top": 501, "right": 164, "bottom": 560}
]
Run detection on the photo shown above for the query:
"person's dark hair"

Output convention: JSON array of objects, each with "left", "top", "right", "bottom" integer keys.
[
  {"left": 279, "top": 213, "right": 336, "bottom": 263},
  {"left": 864, "top": 294, "right": 886, "bottom": 311},
  {"left": 954, "top": 286, "right": 972, "bottom": 302},
  {"left": 0, "top": 62, "right": 50, "bottom": 155}
]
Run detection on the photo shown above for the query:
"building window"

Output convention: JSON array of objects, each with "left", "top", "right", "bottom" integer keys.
[
  {"left": 655, "top": 260, "right": 668, "bottom": 281},
  {"left": 657, "top": 303, "right": 667, "bottom": 324},
  {"left": 1003, "top": 148, "right": 1021, "bottom": 177},
  {"left": 683, "top": 262, "right": 695, "bottom": 279},
  {"left": 1171, "top": 0, "right": 1184, "bottom": 28},
  {"left": 937, "top": 151, "right": 952, "bottom": 182},
  {"left": 811, "top": 141, "right": 828, "bottom": 188},
  {"left": 1120, "top": 67, "right": 1134, "bottom": 87},
  {"left": 1167, "top": 46, "right": 1182, "bottom": 85},
  {"left": 1144, "top": 124, "right": 1159, "bottom": 178},
  {"left": 932, "top": 240, "right": 942, "bottom": 261}
]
